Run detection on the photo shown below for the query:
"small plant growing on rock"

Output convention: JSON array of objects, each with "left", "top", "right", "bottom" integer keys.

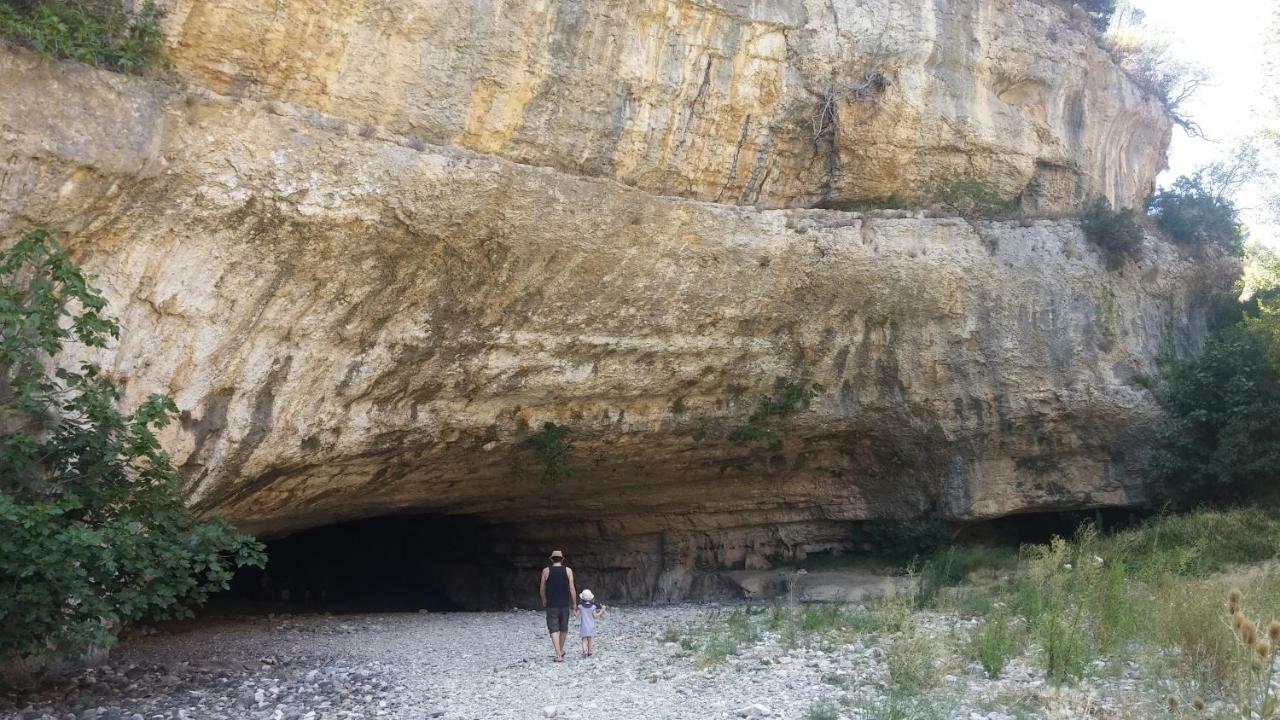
[
  {"left": 728, "top": 379, "right": 823, "bottom": 449},
  {"left": 803, "top": 700, "right": 839, "bottom": 720},
  {"left": 531, "top": 421, "right": 573, "bottom": 485}
]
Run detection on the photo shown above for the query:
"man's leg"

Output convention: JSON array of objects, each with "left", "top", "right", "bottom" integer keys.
[{"left": 546, "top": 608, "right": 563, "bottom": 659}]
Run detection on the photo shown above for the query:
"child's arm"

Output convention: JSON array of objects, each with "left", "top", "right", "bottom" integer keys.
[{"left": 593, "top": 606, "right": 605, "bottom": 619}]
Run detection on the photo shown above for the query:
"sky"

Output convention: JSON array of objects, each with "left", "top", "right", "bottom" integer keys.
[{"left": 1126, "top": 0, "right": 1278, "bottom": 247}]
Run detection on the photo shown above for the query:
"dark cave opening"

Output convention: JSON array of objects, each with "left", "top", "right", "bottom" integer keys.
[
  {"left": 215, "top": 506, "right": 1152, "bottom": 614},
  {"left": 220, "top": 514, "right": 518, "bottom": 613},
  {"left": 954, "top": 506, "right": 1151, "bottom": 545}
]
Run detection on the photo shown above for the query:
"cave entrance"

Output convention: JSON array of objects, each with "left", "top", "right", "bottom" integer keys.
[
  {"left": 954, "top": 506, "right": 1150, "bottom": 545},
  {"left": 222, "top": 514, "right": 518, "bottom": 613}
]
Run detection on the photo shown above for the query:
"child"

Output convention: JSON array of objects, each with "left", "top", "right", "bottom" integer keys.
[{"left": 577, "top": 589, "right": 605, "bottom": 657}]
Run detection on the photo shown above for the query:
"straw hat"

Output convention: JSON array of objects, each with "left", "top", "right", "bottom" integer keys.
[{"left": 579, "top": 589, "right": 594, "bottom": 602}]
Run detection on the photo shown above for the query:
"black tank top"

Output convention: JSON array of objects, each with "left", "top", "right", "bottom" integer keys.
[{"left": 546, "top": 564, "right": 571, "bottom": 607}]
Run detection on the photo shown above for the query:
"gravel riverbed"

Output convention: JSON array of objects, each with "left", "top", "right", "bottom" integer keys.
[{"left": 2, "top": 605, "right": 1161, "bottom": 720}]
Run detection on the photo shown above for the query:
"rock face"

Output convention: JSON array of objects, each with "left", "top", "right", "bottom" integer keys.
[
  {"left": 0, "top": 0, "right": 1221, "bottom": 604},
  {"left": 158, "top": 0, "right": 1169, "bottom": 212}
]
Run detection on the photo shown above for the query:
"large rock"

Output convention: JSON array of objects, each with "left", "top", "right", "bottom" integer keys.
[
  {"left": 0, "top": 11, "right": 1218, "bottom": 602},
  {"left": 156, "top": 0, "right": 1170, "bottom": 212}
]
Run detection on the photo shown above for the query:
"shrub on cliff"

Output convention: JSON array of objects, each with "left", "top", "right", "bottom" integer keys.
[
  {"left": 1081, "top": 199, "right": 1144, "bottom": 270},
  {"left": 1147, "top": 172, "right": 1247, "bottom": 256},
  {"left": 0, "top": 0, "right": 165, "bottom": 73},
  {"left": 1074, "top": 0, "right": 1117, "bottom": 32},
  {"left": 0, "top": 230, "right": 263, "bottom": 678}
]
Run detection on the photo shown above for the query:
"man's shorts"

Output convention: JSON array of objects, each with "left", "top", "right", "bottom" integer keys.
[{"left": 545, "top": 606, "right": 570, "bottom": 634}]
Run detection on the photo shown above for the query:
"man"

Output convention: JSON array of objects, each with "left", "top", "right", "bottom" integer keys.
[{"left": 539, "top": 549, "right": 577, "bottom": 662}]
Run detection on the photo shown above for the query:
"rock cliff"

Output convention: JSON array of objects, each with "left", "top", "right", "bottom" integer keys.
[
  {"left": 159, "top": 0, "right": 1169, "bottom": 212},
  {"left": 0, "top": 0, "right": 1225, "bottom": 604}
]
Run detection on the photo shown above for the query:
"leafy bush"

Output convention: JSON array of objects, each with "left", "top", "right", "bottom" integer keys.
[
  {"left": 1147, "top": 173, "right": 1247, "bottom": 255},
  {"left": 858, "top": 519, "right": 952, "bottom": 566},
  {"left": 0, "top": 0, "right": 166, "bottom": 73},
  {"left": 0, "top": 230, "right": 263, "bottom": 677},
  {"left": 530, "top": 422, "right": 573, "bottom": 485},
  {"left": 1081, "top": 199, "right": 1144, "bottom": 270},
  {"left": 1147, "top": 323, "right": 1280, "bottom": 508},
  {"left": 728, "top": 380, "right": 822, "bottom": 449}
]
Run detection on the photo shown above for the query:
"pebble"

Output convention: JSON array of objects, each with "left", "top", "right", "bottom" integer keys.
[{"left": 0, "top": 606, "right": 1154, "bottom": 720}]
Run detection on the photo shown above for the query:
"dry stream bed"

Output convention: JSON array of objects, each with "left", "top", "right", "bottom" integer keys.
[{"left": 0, "top": 601, "right": 1202, "bottom": 720}]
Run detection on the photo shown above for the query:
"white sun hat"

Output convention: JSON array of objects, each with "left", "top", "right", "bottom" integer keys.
[{"left": 579, "top": 589, "right": 594, "bottom": 602}]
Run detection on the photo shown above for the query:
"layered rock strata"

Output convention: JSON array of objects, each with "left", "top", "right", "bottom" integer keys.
[{"left": 156, "top": 0, "right": 1170, "bottom": 212}]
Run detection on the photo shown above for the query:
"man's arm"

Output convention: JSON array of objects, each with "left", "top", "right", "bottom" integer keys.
[
  {"left": 567, "top": 568, "right": 578, "bottom": 615},
  {"left": 539, "top": 567, "right": 549, "bottom": 607}
]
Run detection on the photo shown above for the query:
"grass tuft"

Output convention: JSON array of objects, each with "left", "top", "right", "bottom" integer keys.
[{"left": 967, "top": 608, "right": 1022, "bottom": 678}]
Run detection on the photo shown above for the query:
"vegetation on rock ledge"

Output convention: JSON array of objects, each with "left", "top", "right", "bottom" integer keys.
[
  {"left": 1081, "top": 199, "right": 1145, "bottom": 270},
  {"left": 0, "top": 0, "right": 166, "bottom": 73},
  {"left": 729, "top": 380, "right": 823, "bottom": 450}
]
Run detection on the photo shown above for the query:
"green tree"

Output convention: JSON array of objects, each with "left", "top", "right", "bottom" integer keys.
[
  {"left": 1148, "top": 324, "right": 1280, "bottom": 507},
  {"left": 1147, "top": 169, "right": 1248, "bottom": 256},
  {"left": 0, "top": 229, "right": 263, "bottom": 675},
  {"left": 1147, "top": 248, "right": 1280, "bottom": 508}
]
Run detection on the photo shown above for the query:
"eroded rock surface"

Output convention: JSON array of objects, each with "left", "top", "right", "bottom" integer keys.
[
  {"left": 0, "top": 0, "right": 1217, "bottom": 603},
  {"left": 156, "top": 0, "right": 1169, "bottom": 212}
]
